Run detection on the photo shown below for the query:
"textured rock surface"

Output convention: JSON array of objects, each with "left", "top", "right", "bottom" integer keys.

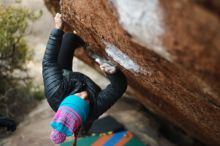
[
  {"left": 194, "top": 0, "right": 220, "bottom": 16},
  {"left": 46, "top": 0, "right": 220, "bottom": 145}
]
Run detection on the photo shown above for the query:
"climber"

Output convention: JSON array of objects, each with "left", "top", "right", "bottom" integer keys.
[
  {"left": 42, "top": 13, "right": 127, "bottom": 144},
  {"left": 0, "top": 114, "right": 16, "bottom": 132}
]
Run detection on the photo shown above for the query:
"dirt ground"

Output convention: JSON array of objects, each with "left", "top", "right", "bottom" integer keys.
[{"left": 0, "top": 0, "right": 176, "bottom": 146}]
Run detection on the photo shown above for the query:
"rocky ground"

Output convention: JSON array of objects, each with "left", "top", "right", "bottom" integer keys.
[{"left": 0, "top": 0, "right": 177, "bottom": 146}]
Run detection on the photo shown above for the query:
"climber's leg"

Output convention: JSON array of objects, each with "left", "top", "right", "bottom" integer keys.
[
  {"left": 58, "top": 32, "right": 76, "bottom": 71},
  {"left": 58, "top": 32, "right": 85, "bottom": 71}
]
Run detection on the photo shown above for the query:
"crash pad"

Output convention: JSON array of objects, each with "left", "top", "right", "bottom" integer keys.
[{"left": 60, "top": 131, "right": 146, "bottom": 146}]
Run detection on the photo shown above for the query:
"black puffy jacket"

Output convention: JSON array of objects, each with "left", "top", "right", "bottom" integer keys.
[{"left": 42, "top": 28, "right": 127, "bottom": 129}]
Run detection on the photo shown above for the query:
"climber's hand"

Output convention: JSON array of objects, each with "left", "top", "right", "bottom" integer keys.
[
  {"left": 100, "top": 62, "right": 116, "bottom": 74},
  {"left": 54, "top": 13, "right": 64, "bottom": 30}
]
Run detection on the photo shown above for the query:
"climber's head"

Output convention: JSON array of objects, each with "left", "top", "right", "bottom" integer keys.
[{"left": 50, "top": 94, "right": 90, "bottom": 144}]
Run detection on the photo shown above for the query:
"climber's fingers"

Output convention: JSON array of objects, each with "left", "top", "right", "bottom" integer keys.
[
  {"left": 54, "top": 13, "right": 64, "bottom": 30},
  {"left": 100, "top": 63, "right": 116, "bottom": 74},
  {"left": 106, "top": 67, "right": 116, "bottom": 74},
  {"left": 100, "top": 63, "right": 110, "bottom": 68}
]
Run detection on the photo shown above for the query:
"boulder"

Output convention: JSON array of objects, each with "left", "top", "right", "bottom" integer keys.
[{"left": 45, "top": 0, "right": 220, "bottom": 145}]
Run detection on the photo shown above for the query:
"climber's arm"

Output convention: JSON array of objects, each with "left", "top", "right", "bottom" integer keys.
[
  {"left": 42, "top": 28, "right": 64, "bottom": 97},
  {"left": 93, "top": 64, "right": 127, "bottom": 118},
  {"left": 42, "top": 13, "right": 66, "bottom": 111}
]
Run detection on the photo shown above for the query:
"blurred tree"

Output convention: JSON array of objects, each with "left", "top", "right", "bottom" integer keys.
[
  {"left": 0, "top": 5, "right": 32, "bottom": 93},
  {"left": 0, "top": 3, "right": 43, "bottom": 125}
]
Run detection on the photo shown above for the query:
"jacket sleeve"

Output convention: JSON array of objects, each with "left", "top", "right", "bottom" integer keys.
[
  {"left": 94, "top": 69, "right": 127, "bottom": 117},
  {"left": 42, "top": 28, "right": 64, "bottom": 111}
]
